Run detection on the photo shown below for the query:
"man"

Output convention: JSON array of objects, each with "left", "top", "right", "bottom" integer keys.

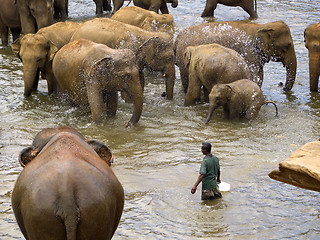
[{"left": 191, "top": 142, "right": 222, "bottom": 200}]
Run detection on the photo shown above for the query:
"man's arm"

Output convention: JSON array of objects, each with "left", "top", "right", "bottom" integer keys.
[
  {"left": 217, "top": 169, "right": 221, "bottom": 183},
  {"left": 191, "top": 173, "right": 204, "bottom": 194}
]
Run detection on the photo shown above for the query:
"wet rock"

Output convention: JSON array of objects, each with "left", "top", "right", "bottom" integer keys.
[{"left": 269, "top": 141, "right": 320, "bottom": 192}]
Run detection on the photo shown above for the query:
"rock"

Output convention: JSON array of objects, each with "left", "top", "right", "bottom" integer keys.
[{"left": 268, "top": 141, "right": 320, "bottom": 192}]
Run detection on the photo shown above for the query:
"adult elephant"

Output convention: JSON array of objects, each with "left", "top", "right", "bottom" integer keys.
[
  {"left": 174, "top": 21, "right": 297, "bottom": 93},
  {"left": 112, "top": 0, "right": 178, "bottom": 14},
  {"left": 111, "top": 6, "right": 174, "bottom": 36},
  {"left": 15, "top": 0, "right": 54, "bottom": 34},
  {"left": 183, "top": 43, "right": 252, "bottom": 105},
  {"left": 11, "top": 21, "right": 82, "bottom": 97},
  {"left": 71, "top": 18, "right": 175, "bottom": 99},
  {"left": 12, "top": 126, "right": 124, "bottom": 240},
  {"left": 201, "top": 0, "right": 257, "bottom": 19},
  {"left": 0, "top": 0, "right": 21, "bottom": 45},
  {"left": 206, "top": 79, "right": 278, "bottom": 123},
  {"left": 52, "top": 39, "right": 143, "bottom": 126},
  {"left": 304, "top": 22, "right": 320, "bottom": 92}
]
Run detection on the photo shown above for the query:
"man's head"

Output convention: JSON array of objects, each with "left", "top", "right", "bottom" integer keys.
[{"left": 201, "top": 142, "right": 212, "bottom": 154}]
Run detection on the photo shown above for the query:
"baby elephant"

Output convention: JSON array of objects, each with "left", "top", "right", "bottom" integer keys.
[
  {"left": 205, "top": 79, "right": 278, "bottom": 123},
  {"left": 183, "top": 43, "right": 252, "bottom": 105}
]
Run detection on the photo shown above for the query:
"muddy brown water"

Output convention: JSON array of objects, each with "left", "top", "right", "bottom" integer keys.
[{"left": 1, "top": 0, "right": 320, "bottom": 239}]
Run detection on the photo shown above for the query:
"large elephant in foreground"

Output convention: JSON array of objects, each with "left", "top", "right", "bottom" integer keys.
[
  {"left": 71, "top": 18, "right": 175, "bottom": 99},
  {"left": 12, "top": 126, "right": 124, "bottom": 240},
  {"left": 53, "top": 39, "right": 143, "bottom": 126},
  {"left": 201, "top": 0, "right": 257, "bottom": 19},
  {"left": 111, "top": 6, "right": 174, "bottom": 36},
  {"left": 206, "top": 79, "right": 278, "bottom": 123},
  {"left": 15, "top": 0, "right": 54, "bottom": 34},
  {"left": 11, "top": 21, "right": 82, "bottom": 97},
  {"left": 174, "top": 21, "right": 297, "bottom": 93},
  {"left": 0, "top": 0, "right": 21, "bottom": 45},
  {"left": 112, "top": 0, "right": 178, "bottom": 14},
  {"left": 183, "top": 43, "right": 252, "bottom": 105},
  {"left": 304, "top": 22, "right": 320, "bottom": 92}
]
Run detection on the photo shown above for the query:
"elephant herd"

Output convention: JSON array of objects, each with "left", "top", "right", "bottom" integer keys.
[{"left": 3, "top": 2, "right": 320, "bottom": 240}]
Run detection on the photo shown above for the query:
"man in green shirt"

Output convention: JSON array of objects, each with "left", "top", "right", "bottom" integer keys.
[{"left": 191, "top": 142, "right": 222, "bottom": 200}]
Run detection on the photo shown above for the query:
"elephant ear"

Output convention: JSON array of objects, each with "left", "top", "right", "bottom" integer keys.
[
  {"left": 256, "top": 28, "right": 274, "bottom": 60},
  {"left": 48, "top": 41, "right": 59, "bottom": 62},
  {"left": 139, "top": 37, "right": 162, "bottom": 69},
  {"left": 19, "top": 147, "right": 38, "bottom": 168},
  {"left": 11, "top": 38, "right": 21, "bottom": 58},
  {"left": 89, "top": 57, "right": 113, "bottom": 78},
  {"left": 183, "top": 47, "right": 192, "bottom": 69},
  {"left": 87, "top": 140, "right": 114, "bottom": 166}
]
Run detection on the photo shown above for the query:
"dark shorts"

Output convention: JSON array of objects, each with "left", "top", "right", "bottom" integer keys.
[{"left": 201, "top": 187, "right": 222, "bottom": 200}]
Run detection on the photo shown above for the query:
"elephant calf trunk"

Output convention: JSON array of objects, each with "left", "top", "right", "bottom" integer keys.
[
  {"left": 205, "top": 105, "right": 215, "bottom": 124},
  {"left": 264, "top": 101, "right": 278, "bottom": 117}
]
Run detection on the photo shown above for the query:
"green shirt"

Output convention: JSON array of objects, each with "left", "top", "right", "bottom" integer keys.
[{"left": 199, "top": 154, "right": 220, "bottom": 190}]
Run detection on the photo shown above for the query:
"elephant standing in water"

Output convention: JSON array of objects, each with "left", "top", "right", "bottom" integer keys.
[
  {"left": 206, "top": 79, "right": 278, "bottom": 123},
  {"left": 174, "top": 21, "right": 297, "bottom": 93},
  {"left": 201, "top": 0, "right": 257, "bottom": 19},
  {"left": 71, "top": 18, "right": 175, "bottom": 99},
  {"left": 11, "top": 21, "right": 82, "bottom": 97},
  {"left": 183, "top": 43, "right": 252, "bottom": 105},
  {"left": 12, "top": 126, "right": 124, "bottom": 240},
  {"left": 112, "top": 0, "right": 178, "bottom": 14},
  {"left": 0, "top": 0, "right": 21, "bottom": 45},
  {"left": 304, "top": 22, "right": 320, "bottom": 92},
  {"left": 15, "top": 0, "right": 54, "bottom": 34},
  {"left": 53, "top": 39, "right": 143, "bottom": 126}
]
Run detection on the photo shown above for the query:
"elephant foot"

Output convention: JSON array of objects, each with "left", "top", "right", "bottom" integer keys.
[{"left": 161, "top": 92, "right": 167, "bottom": 97}]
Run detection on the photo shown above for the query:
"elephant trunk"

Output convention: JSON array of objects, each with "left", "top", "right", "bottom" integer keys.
[
  {"left": 170, "top": 0, "right": 178, "bottom": 8},
  {"left": 283, "top": 51, "right": 297, "bottom": 91},
  {"left": 23, "top": 66, "right": 40, "bottom": 97},
  {"left": 163, "top": 61, "right": 175, "bottom": 99},
  {"left": 205, "top": 104, "right": 216, "bottom": 124},
  {"left": 308, "top": 51, "right": 320, "bottom": 91},
  {"left": 127, "top": 88, "right": 143, "bottom": 127},
  {"left": 264, "top": 101, "right": 279, "bottom": 117}
]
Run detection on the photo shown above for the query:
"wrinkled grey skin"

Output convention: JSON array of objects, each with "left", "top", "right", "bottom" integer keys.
[
  {"left": 206, "top": 79, "right": 278, "bottom": 123},
  {"left": 112, "top": 0, "right": 178, "bottom": 14},
  {"left": 0, "top": 0, "right": 21, "bottom": 45},
  {"left": 15, "top": 0, "right": 54, "bottom": 34},
  {"left": 304, "top": 22, "right": 320, "bottom": 92},
  {"left": 201, "top": 0, "right": 257, "bottom": 19},
  {"left": 11, "top": 21, "right": 82, "bottom": 97},
  {"left": 174, "top": 21, "right": 297, "bottom": 93},
  {"left": 52, "top": 39, "right": 143, "bottom": 126},
  {"left": 71, "top": 18, "right": 175, "bottom": 99},
  {"left": 183, "top": 43, "right": 252, "bottom": 105},
  {"left": 13, "top": 126, "right": 123, "bottom": 240}
]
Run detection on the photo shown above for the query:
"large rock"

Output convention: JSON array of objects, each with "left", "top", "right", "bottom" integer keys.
[{"left": 269, "top": 141, "right": 320, "bottom": 192}]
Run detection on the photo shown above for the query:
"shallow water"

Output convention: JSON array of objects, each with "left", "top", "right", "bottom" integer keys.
[{"left": 0, "top": 0, "right": 320, "bottom": 239}]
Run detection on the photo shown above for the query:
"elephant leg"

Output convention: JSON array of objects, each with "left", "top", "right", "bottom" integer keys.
[
  {"left": 105, "top": 91, "right": 118, "bottom": 116},
  {"left": 103, "top": 0, "right": 112, "bottom": 11},
  {"left": 309, "top": 52, "right": 320, "bottom": 91},
  {"left": 203, "top": 86, "right": 210, "bottom": 103},
  {"left": 33, "top": 70, "right": 40, "bottom": 91},
  {"left": 201, "top": 0, "right": 218, "bottom": 18},
  {"left": 139, "top": 70, "right": 145, "bottom": 92},
  {"left": 95, "top": 0, "right": 104, "bottom": 14},
  {"left": 159, "top": 3, "right": 169, "bottom": 14},
  {"left": 0, "top": 23, "right": 9, "bottom": 45},
  {"left": 184, "top": 74, "right": 202, "bottom": 105},
  {"left": 241, "top": 1, "right": 258, "bottom": 19},
  {"left": 179, "top": 65, "right": 189, "bottom": 94},
  {"left": 86, "top": 81, "right": 104, "bottom": 124},
  {"left": 112, "top": 0, "right": 124, "bottom": 14},
  {"left": 11, "top": 28, "right": 22, "bottom": 42}
]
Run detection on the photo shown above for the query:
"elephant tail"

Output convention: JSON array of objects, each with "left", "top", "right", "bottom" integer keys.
[{"left": 264, "top": 101, "right": 278, "bottom": 117}]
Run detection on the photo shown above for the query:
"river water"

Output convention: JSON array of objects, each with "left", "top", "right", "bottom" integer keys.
[{"left": 0, "top": 0, "right": 320, "bottom": 239}]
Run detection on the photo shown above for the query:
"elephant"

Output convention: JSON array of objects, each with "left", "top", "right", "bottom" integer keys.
[
  {"left": 0, "top": 0, "right": 21, "bottom": 45},
  {"left": 183, "top": 43, "right": 252, "bottom": 106},
  {"left": 93, "top": 0, "right": 112, "bottom": 14},
  {"left": 174, "top": 21, "right": 297, "bottom": 93},
  {"left": 201, "top": 0, "right": 257, "bottom": 19},
  {"left": 70, "top": 18, "right": 175, "bottom": 99},
  {"left": 112, "top": 0, "right": 178, "bottom": 14},
  {"left": 304, "top": 22, "right": 320, "bottom": 92},
  {"left": 53, "top": 0, "right": 68, "bottom": 20},
  {"left": 15, "top": 0, "right": 54, "bottom": 34},
  {"left": 205, "top": 79, "right": 278, "bottom": 123},
  {"left": 11, "top": 21, "right": 82, "bottom": 97},
  {"left": 111, "top": 6, "right": 174, "bottom": 36},
  {"left": 52, "top": 39, "right": 143, "bottom": 126},
  {"left": 12, "top": 126, "right": 124, "bottom": 240}
]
